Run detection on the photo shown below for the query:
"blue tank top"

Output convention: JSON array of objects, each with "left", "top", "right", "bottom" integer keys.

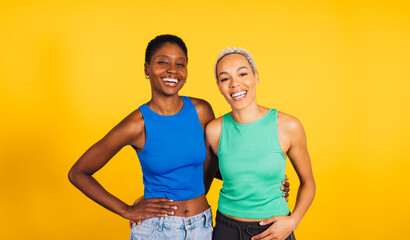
[{"left": 136, "top": 96, "right": 206, "bottom": 201}]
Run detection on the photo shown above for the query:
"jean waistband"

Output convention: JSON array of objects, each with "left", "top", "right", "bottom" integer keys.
[{"left": 144, "top": 207, "right": 212, "bottom": 230}]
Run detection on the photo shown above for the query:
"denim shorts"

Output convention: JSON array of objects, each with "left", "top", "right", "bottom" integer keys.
[{"left": 130, "top": 207, "right": 213, "bottom": 240}]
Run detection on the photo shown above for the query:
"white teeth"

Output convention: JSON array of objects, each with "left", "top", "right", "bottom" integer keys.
[
  {"left": 163, "top": 78, "right": 178, "bottom": 83},
  {"left": 232, "top": 91, "right": 247, "bottom": 98}
]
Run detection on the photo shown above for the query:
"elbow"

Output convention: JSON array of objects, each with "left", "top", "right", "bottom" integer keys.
[
  {"left": 68, "top": 165, "right": 93, "bottom": 186},
  {"left": 300, "top": 177, "right": 316, "bottom": 194},
  {"left": 68, "top": 167, "right": 75, "bottom": 184},
  {"left": 68, "top": 166, "right": 80, "bottom": 185}
]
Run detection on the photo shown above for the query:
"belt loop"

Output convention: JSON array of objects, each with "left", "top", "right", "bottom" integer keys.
[
  {"left": 204, "top": 208, "right": 211, "bottom": 227},
  {"left": 157, "top": 217, "right": 164, "bottom": 232}
]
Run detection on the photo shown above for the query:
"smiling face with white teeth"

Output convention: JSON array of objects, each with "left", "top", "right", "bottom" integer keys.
[
  {"left": 216, "top": 53, "right": 260, "bottom": 111},
  {"left": 145, "top": 42, "right": 188, "bottom": 97}
]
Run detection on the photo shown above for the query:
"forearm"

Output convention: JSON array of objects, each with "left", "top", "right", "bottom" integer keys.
[
  {"left": 68, "top": 171, "right": 130, "bottom": 219},
  {"left": 290, "top": 179, "right": 316, "bottom": 226}
]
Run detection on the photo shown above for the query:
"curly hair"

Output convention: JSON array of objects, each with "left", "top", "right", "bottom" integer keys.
[{"left": 145, "top": 34, "right": 188, "bottom": 64}]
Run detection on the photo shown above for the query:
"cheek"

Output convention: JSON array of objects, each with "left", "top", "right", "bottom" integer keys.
[
  {"left": 217, "top": 84, "right": 225, "bottom": 94},
  {"left": 179, "top": 69, "right": 188, "bottom": 79},
  {"left": 245, "top": 78, "right": 257, "bottom": 87},
  {"left": 219, "top": 86, "right": 231, "bottom": 97},
  {"left": 151, "top": 66, "right": 163, "bottom": 75}
]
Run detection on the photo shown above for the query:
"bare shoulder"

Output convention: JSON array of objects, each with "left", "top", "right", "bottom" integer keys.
[
  {"left": 189, "top": 97, "right": 213, "bottom": 114},
  {"left": 277, "top": 111, "right": 307, "bottom": 150},
  {"left": 206, "top": 116, "right": 223, "bottom": 137},
  {"left": 110, "top": 108, "right": 145, "bottom": 139},
  {"left": 189, "top": 96, "right": 215, "bottom": 128},
  {"left": 205, "top": 116, "right": 223, "bottom": 151},
  {"left": 277, "top": 111, "right": 305, "bottom": 134}
]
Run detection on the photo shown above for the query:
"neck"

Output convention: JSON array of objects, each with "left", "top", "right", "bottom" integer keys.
[
  {"left": 230, "top": 103, "right": 269, "bottom": 124},
  {"left": 147, "top": 94, "right": 183, "bottom": 116}
]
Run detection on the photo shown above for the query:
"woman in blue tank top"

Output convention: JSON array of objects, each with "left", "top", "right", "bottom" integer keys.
[
  {"left": 68, "top": 35, "right": 216, "bottom": 240},
  {"left": 206, "top": 48, "right": 316, "bottom": 240},
  {"left": 68, "top": 35, "right": 290, "bottom": 239}
]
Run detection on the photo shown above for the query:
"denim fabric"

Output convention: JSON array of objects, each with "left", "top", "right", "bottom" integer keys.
[{"left": 130, "top": 207, "right": 213, "bottom": 240}]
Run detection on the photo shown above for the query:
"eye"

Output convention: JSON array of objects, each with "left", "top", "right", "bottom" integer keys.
[
  {"left": 158, "top": 61, "right": 168, "bottom": 65},
  {"left": 239, "top": 73, "right": 248, "bottom": 77},
  {"left": 177, "top": 63, "right": 186, "bottom": 67},
  {"left": 220, "top": 78, "right": 229, "bottom": 82}
]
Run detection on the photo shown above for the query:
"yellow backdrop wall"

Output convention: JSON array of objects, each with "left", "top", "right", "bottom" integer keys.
[{"left": 1, "top": 0, "right": 409, "bottom": 239}]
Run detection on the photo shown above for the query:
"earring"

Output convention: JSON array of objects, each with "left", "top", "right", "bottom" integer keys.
[{"left": 145, "top": 74, "right": 149, "bottom": 79}]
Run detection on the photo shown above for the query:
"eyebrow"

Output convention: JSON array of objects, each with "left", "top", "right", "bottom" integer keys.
[
  {"left": 218, "top": 66, "right": 249, "bottom": 77},
  {"left": 155, "top": 55, "right": 187, "bottom": 61}
]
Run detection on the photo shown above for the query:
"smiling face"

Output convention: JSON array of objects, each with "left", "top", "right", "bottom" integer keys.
[
  {"left": 216, "top": 53, "right": 259, "bottom": 110},
  {"left": 145, "top": 42, "right": 188, "bottom": 97}
]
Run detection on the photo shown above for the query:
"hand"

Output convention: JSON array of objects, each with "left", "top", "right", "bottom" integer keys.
[
  {"left": 123, "top": 196, "right": 177, "bottom": 222},
  {"left": 252, "top": 215, "right": 297, "bottom": 240},
  {"left": 129, "top": 196, "right": 143, "bottom": 228},
  {"left": 281, "top": 175, "right": 290, "bottom": 202}
]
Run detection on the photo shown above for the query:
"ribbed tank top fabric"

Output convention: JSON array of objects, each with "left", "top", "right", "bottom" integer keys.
[
  {"left": 136, "top": 96, "right": 206, "bottom": 201},
  {"left": 217, "top": 109, "right": 290, "bottom": 219}
]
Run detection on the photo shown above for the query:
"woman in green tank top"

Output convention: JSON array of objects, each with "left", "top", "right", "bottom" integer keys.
[{"left": 206, "top": 48, "right": 316, "bottom": 240}]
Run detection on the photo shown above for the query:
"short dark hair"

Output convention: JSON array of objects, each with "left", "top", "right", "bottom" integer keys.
[{"left": 145, "top": 34, "right": 188, "bottom": 64}]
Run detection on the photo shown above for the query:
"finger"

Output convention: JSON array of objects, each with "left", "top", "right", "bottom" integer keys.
[
  {"left": 146, "top": 198, "right": 174, "bottom": 203},
  {"left": 281, "top": 181, "right": 290, "bottom": 188},
  {"left": 143, "top": 212, "right": 169, "bottom": 219},
  {"left": 147, "top": 203, "right": 177, "bottom": 210},
  {"left": 285, "top": 175, "right": 289, "bottom": 180},
  {"left": 158, "top": 203, "right": 178, "bottom": 210},
  {"left": 260, "top": 217, "right": 277, "bottom": 226},
  {"left": 151, "top": 213, "right": 169, "bottom": 218},
  {"left": 158, "top": 209, "right": 176, "bottom": 215},
  {"left": 251, "top": 228, "right": 273, "bottom": 240},
  {"left": 281, "top": 187, "right": 290, "bottom": 193},
  {"left": 137, "top": 220, "right": 142, "bottom": 225},
  {"left": 282, "top": 192, "right": 289, "bottom": 198},
  {"left": 286, "top": 198, "right": 289, "bottom": 202},
  {"left": 146, "top": 207, "right": 175, "bottom": 215},
  {"left": 129, "top": 220, "right": 138, "bottom": 228}
]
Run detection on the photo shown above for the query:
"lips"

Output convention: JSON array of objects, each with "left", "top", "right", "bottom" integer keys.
[
  {"left": 230, "top": 90, "right": 247, "bottom": 101},
  {"left": 162, "top": 77, "right": 179, "bottom": 87}
]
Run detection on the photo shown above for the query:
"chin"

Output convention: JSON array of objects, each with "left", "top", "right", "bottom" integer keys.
[{"left": 229, "top": 101, "right": 248, "bottom": 111}]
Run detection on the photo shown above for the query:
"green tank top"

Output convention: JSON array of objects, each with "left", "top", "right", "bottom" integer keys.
[{"left": 217, "top": 109, "right": 290, "bottom": 219}]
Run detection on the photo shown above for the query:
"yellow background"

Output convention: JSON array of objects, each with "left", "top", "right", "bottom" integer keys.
[{"left": 1, "top": 0, "right": 409, "bottom": 239}]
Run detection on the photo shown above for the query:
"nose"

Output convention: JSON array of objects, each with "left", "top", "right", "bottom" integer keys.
[
  {"left": 167, "top": 63, "right": 178, "bottom": 74},
  {"left": 230, "top": 76, "right": 240, "bottom": 88}
]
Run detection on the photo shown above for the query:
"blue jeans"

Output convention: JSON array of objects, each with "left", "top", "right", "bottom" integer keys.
[{"left": 130, "top": 207, "right": 213, "bottom": 240}]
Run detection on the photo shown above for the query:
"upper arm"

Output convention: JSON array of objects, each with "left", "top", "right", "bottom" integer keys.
[
  {"left": 205, "top": 117, "right": 223, "bottom": 155},
  {"left": 70, "top": 110, "right": 144, "bottom": 176},
  {"left": 281, "top": 114, "right": 314, "bottom": 184},
  {"left": 203, "top": 117, "right": 224, "bottom": 190}
]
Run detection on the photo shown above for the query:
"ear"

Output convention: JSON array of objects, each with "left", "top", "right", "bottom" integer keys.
[
  {"left": 144, "top": 62, "right": 149, "bottom": 76},
  {"left": 255, "top": 71, "right": 260, "bottom": 85}
]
